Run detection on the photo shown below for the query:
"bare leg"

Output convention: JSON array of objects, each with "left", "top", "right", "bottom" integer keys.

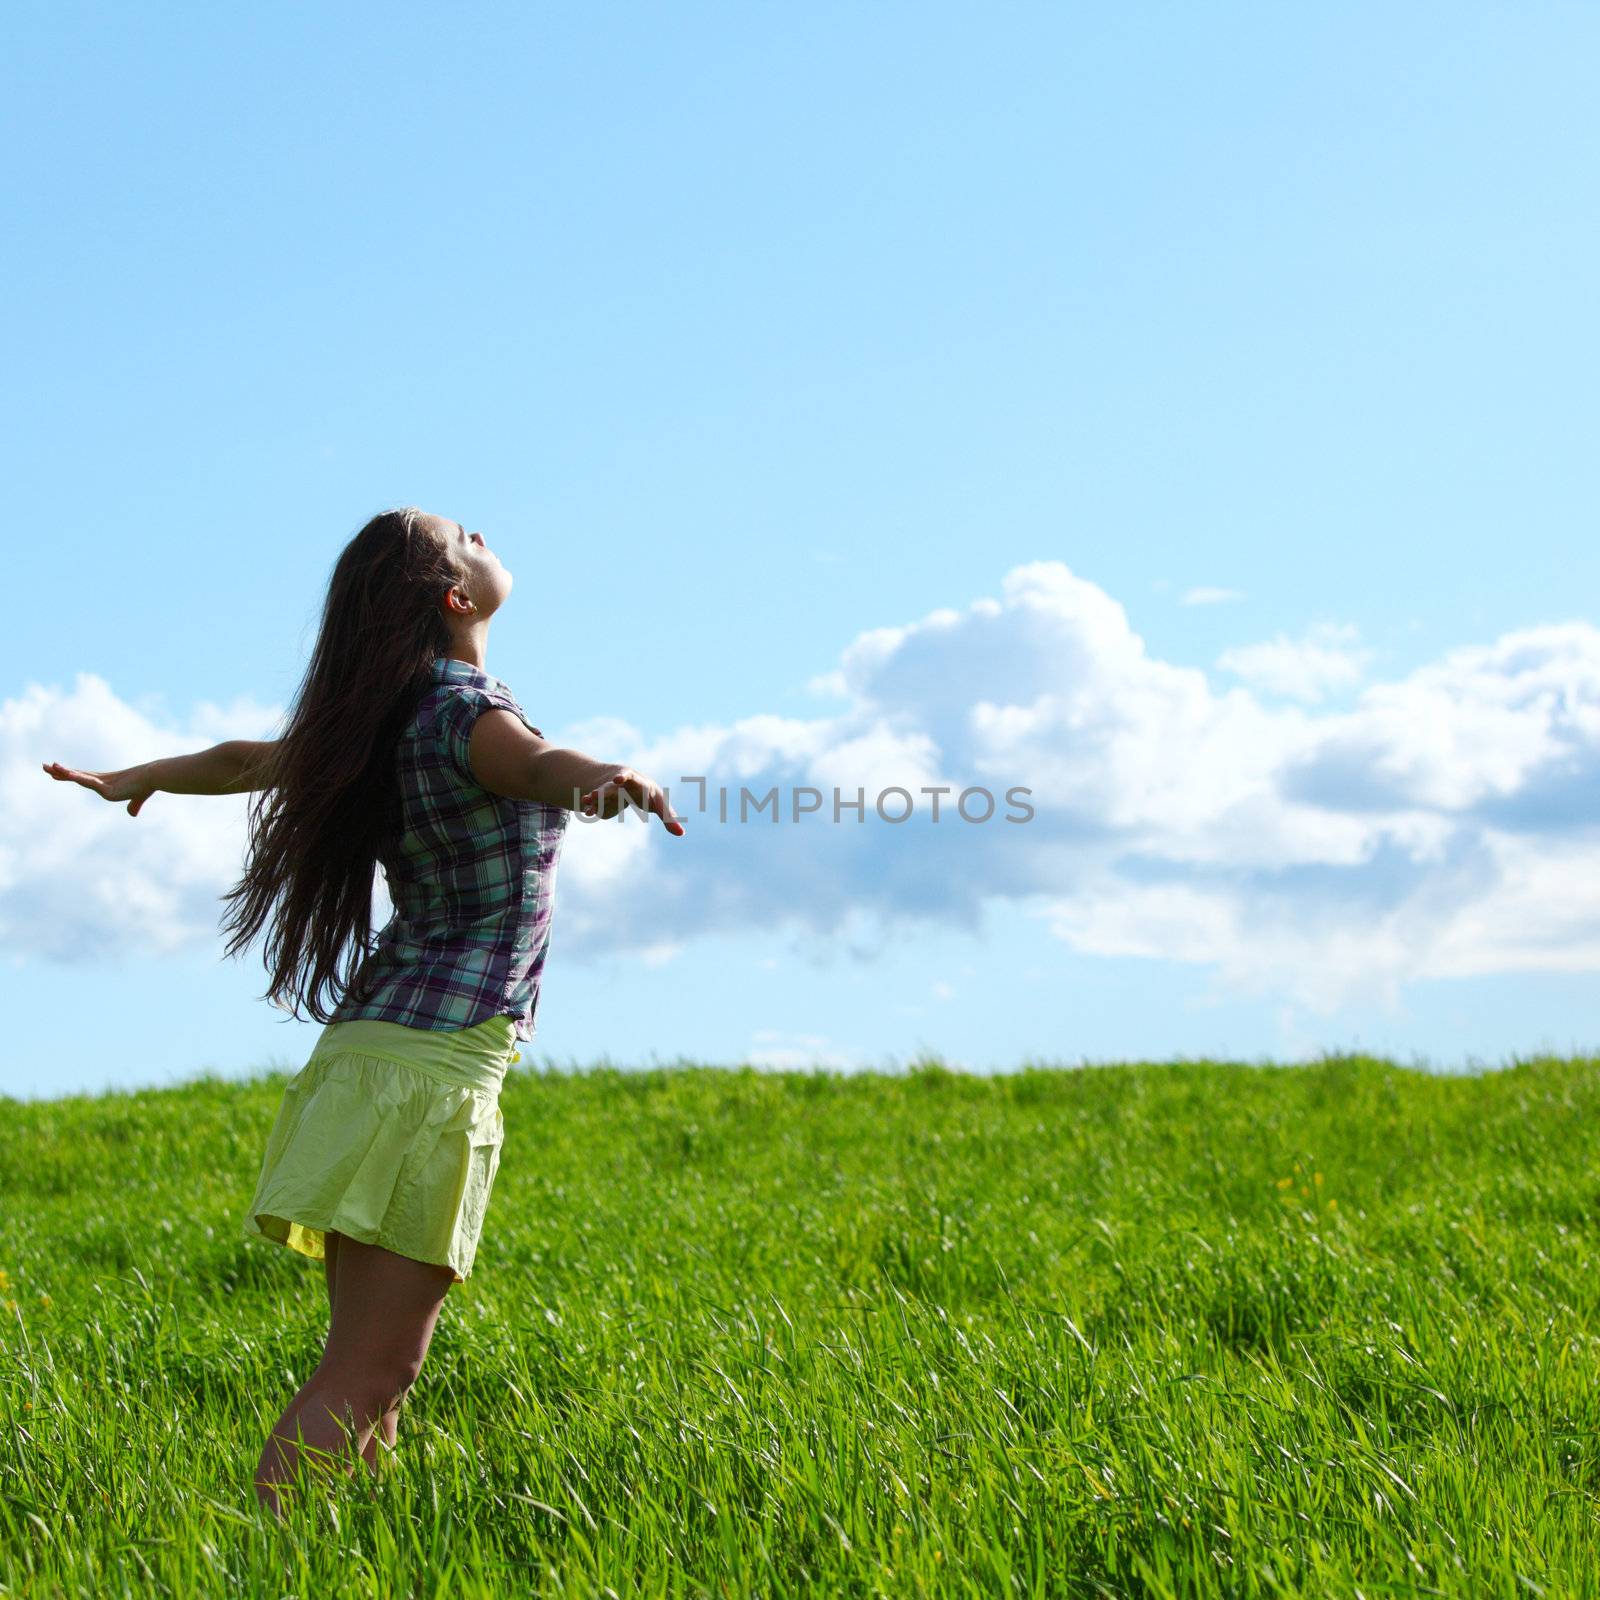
[
  {"left": 323, "top": 1233, "right": 400, "bottom": 1469},
  {"left": 253, "top": 1233, "right": 454, "bottom": 1518},
  {"left": 260, "top": 1233, "right": 396, "bottom": 1481}
]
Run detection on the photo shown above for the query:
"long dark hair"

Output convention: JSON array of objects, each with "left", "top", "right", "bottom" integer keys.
[{"left": 219, "top": 506, "right": 465, "bottom": 1025}]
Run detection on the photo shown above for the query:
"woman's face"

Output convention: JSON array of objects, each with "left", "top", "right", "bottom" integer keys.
[{"left": 429, "top": 513, "right": 512, "bottom": 618}]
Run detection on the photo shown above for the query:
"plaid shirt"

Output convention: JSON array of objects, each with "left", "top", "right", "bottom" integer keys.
[{"left": 329, "top": 656, "right": 569, "bottom": 1041}]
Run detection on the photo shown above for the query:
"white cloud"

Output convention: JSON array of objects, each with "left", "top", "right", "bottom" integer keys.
[
  {"left": 3, "top": 674, "right": 280, "bottom": 962},
  {"left": 1216, "top": 622, "right": 1374, "bottom": 703},
  {"left": 1181, "top": 586, "right": 1246, "bottom": 606},
  {"left": 11, "top": 571, "right": 1600, "bottom": 1022},
  {"left": 804, "top": 669, "right": 849, "bottom": 698},
  {"left": 743, "top": 1032, "right": 859, "bottom": 1071},
  {"left": 637, "top": 940, "right": 683, "bottom": 968}
]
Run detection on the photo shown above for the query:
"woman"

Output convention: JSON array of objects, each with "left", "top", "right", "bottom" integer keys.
[{"left": 41, "top": 506, "right": 684, "bottom": 1517}]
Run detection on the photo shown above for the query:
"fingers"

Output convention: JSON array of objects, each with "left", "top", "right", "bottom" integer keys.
[
  {"left": 648, "top": 788, "right": 686, "bottom": 836},
  {"left": 578, "top": 771, "right": 685, "bottom": 835},
  {"left": 42, "top": 761, "right": 147, "bottom": 819},
  {"left": 42, "top": 761, "right": 105, "bottom": 793}
]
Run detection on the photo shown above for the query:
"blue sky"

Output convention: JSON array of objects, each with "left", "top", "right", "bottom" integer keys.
[{"left": 5, "top": 1, "right": 1598, "bottom": 1098}]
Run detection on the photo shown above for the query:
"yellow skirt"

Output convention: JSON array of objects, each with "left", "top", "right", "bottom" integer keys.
[{"left": 241, "top": 1012, "right": 520, "bottom": 1284}]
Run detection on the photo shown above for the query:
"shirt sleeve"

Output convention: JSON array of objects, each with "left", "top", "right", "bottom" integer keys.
[{"left": 433, "top": 686, "right": 544, "bottom": 786}]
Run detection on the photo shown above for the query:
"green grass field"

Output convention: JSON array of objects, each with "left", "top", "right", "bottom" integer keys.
[{"left": 5, "top": 1053, "right": 1600, "bottom": 1598}]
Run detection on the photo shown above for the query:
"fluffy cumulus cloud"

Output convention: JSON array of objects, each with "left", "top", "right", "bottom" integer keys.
[
  {"left": 7, "top": 565, "right": 1600, "bottom": 1018},
  {"left": 1, "top": 677, "right": 280, "bottom": 961}
]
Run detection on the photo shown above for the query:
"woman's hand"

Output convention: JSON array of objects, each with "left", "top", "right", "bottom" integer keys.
[
  {"left": 579, "top": 767, "right": 686, "bottom": 836},
  {"left": 41, "top": 760, "right": 157, "bottom": 817}
]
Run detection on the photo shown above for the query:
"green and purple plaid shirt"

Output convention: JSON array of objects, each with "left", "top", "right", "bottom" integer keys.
[{"left": 329, "top": 656, "right": 569, "bottom": 1042}]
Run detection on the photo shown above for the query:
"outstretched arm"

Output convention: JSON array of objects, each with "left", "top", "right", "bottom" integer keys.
[
  {"left": 42, "top": 739, "right": 280, "bottom": 816},
  {"left": 467, "top": 712, "right": 685, "bottom": 835}
]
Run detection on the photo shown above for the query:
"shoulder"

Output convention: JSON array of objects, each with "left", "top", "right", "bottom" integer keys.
[
  {"left": 416, "top": 682, "right": 547, "bottom": 780},
  {"left": 477, "top": 676, "right": 545, "bottom": 739},
  {"left": 420, "top": 680, "right": 529, "bottom": 726}
]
